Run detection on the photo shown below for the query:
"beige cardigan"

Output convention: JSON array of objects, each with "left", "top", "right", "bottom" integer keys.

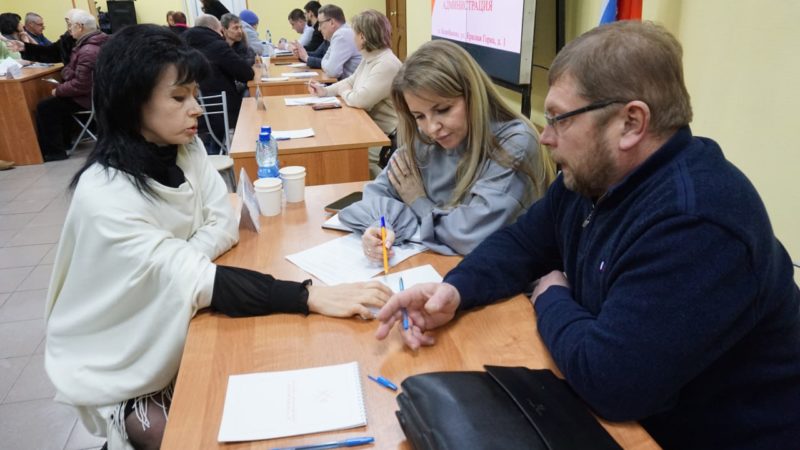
[{"left": 324, "top": 47, "right": 402, "bottom": 135}]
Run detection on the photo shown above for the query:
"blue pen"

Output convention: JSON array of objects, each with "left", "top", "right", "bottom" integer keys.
[
  {"left": 270, "top": 436, "right": 374, "bottom": 450},
  {"left": 399, "top": 278, "right": 408, "bottom": 330},
  {"left": 368, "top": 374, "right": 398, "bottom": 391}
]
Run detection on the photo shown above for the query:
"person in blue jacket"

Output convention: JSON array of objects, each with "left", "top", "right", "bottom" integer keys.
[{"left": 375, "top": 20, "right": 800, "bottom": 450}]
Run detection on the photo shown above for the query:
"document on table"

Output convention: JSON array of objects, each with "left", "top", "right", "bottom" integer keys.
[
  {"left": 274, "top": 49, "right": 294, "bottom": 56},
  {"left": 284, "top": 96, "right": 340, "bottom": 106},
  {"left": 286, "top": 233, "right": 426, "bottom": 285},
  {"left": 282, "top": 71, "right": 319, "bottom": 78},
  {"left": 218, "top": 362, "right": 367, "bottom": 443},
  {"left": 322, "top": 213, "right": 422, "bottom": 243},
  {"left": 288, "top": 62, "right": 307, "bottom": 68},
  {"left": 261, "top": 76, "right": 289, "bottom": 82},
  {"left": 272, "top": 128, "right": 314, "bottom": 140},
  {"left": 375, "top": 264, "right": 443, "bottom": 290}
]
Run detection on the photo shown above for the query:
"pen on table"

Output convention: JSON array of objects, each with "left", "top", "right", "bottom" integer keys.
[
  {"left": 368, "top": 374, "right": 398, "bottom": 391},
  {"left": 270, "top": 436, "right": 374, "bottom": 450},
  {"left": 380, "top": 216, "right": 389, "bottom": 275},
  {"left": 399, "top": 277, "right": 408, "bottom": 330}
]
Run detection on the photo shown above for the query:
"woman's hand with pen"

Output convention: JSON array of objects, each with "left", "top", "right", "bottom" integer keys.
[
  {"left": 308, "top": 80, "right": 326, "bottom": 96},
  {"left": 362, "top": 226, "right": 395, "bottom": 263},
  {"left": 375, "top": 282, "right": 462, "bottom": 350}
]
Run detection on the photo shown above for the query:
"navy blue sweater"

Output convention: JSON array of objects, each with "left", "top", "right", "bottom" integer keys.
[{"left": 445, "top": 127, "right": 800, "bottom": 450}]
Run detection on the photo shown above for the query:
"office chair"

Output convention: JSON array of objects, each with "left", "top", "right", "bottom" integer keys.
[{"left": 198, "top": 91, "right": 236, "bottom": 192}]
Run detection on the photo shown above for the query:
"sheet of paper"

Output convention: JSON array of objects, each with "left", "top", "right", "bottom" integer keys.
[
  {"left": 281, "top": 71, "right": 319, "bottom": 78},
  {"left": 288, "top": 62, "right": 307, "bottom": 68},
  {"left": 374, "top": 264, "right": 443, "bottom": 291},
  {"left": 218, "top": 362, "right": 367, "bottom": 442},
  {"left": 274, "top": 49, "right": 294, "bottom": 56},
  {"left": 286, "top": 234, "right": 426, "bottom": 285},
  {"left": 261, "top": 76, "right": 289, "bottom": 82},
  {"left": 284, "top": 96, "right": 339, "bottom": 106},
  {"left": 322, "top": 214, "right": 422, "bottom": 243},
  {"left": 272, "top": 128, "right": 315, "bottom": 140}
]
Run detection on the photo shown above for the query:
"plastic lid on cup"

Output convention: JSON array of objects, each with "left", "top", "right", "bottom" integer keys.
[
  {"left": 253, "top": 177, "right": 282, "bottom": 191},
  {"left": 279, "top": 166, "right": 306, "bottom": 179}
]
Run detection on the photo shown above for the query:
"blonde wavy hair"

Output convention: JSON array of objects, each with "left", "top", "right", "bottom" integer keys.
[{"left": 391, "top": 40, "right": 555, "bottom": 206}]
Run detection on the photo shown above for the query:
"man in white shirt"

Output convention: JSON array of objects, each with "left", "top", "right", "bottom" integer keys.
[
  {"left": 280, "top": 8, "right": 314, "bottom": 49},
  {"left": 294, "top": 4, "right": 361, "bottom": 79}
]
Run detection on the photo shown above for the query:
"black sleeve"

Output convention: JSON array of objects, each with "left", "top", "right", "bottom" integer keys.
[
  {"left": 304, "top": 29, "right": 325, "bottom": 52},
  {"left": 214, "top": 41, "right": 254, "bottom": 83},
  {"left": 211, "top": 265, "right": 310, "bottom": 317},
  {"left": 22, "top": 40, "right": 62, "bottom": 63}
]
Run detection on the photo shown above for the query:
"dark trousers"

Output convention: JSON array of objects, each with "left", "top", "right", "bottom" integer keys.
[{"left": 35, "top": 96, "right": 82, "bottom": 160}]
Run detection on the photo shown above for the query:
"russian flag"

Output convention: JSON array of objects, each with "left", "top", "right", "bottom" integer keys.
[{"left": 599, "top": 0, "right": 643, "bottom": 25}]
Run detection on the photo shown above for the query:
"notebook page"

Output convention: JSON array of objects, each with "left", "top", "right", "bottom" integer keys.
[{"left": 218, "top": 362, "right": 367, "bottom": 442}]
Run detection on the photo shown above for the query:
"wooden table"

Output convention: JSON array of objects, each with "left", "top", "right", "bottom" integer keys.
[
  {"left": 272, "top": 52, "right": 299, "bottom": 63},
  {"left": 231, "top": 96, "right": 389, "bottom": 186},
  {"left": 248, "top": 63, "right": 337, "bottom": 97},
  {"left": 0, "top": 64, "right": 63, "bottom": 165},
  {"left": 161, "top": 182, "right": 659, "bottom": 450}
]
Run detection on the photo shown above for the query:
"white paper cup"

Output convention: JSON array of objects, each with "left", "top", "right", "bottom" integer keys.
[
  {"left": 253, "top": 177, "right": 282, "bottom": 216},
  {"left": 280, "top": 166, "right": 306, "bottom": 203}
]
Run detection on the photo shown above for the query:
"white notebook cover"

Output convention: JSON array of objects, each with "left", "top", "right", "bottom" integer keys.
[{"left": 218, "top": 361, "right": 367, "bottom": 442}]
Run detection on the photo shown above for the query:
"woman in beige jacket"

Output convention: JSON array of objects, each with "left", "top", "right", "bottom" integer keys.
[{"left": 308, "top": 9, "right": 401, "bottom": 177}]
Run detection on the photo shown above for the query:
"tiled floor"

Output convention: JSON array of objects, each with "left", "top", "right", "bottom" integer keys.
[{"left": 0, "top": 143, "right": 105, "bottom": 450}]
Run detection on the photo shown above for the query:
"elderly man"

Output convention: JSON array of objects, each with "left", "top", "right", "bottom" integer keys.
[
  {"left": 34, "top": 10, "right": 108, "bottom": 162},
  {"left": 294, "top": 4, "right": 360, "bottom": 78},
  {"left": 184, "top": 14, "right": 254, "bottom": 154},
  {"left": 23, "top": 12, "right": 50, "bottom": 45},
  {"left": 376, "top": 21, "right": 800, "bottom": 450},
  {"left": 237, "top": 9, "right": 263, "bottom": 56},
  {"left": 20, "top": 9, "right": 80, "bottom": 64}
]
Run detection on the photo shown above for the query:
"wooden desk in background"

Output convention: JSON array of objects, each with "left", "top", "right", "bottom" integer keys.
[
  {"left": 161, "top": 182, "right": 658, "bottom": 450},
  {"left": 0, "top": 64, "right": 63, "bottom": 165},
  {"left": 231, "top": 96, "right": 389, "bottom": 186},
  {"left": 247, "top": 63, "right": 337, "bottom": 97}
]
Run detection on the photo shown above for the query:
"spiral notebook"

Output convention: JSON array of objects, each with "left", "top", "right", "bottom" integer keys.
[{"left": 218, "top": 361, "right": 367, "bottom": 442}]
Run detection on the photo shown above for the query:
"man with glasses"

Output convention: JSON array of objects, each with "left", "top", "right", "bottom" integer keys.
[
  {"left": 23, "top": 12, "right": 50, "bottom": 45},
  {"left": 19, "top": 9, "right": 81, "bottom": 65},
  {"left": 293, "top": 4, "right": 360, "bottom": 78},
  {"left": 375, "top": 21, "right": 800, "bottom": 450}
]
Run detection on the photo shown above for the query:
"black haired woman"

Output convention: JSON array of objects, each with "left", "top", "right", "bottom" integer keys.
[{"left": 44, "top": 25, "right": 391, "bottom": 450}]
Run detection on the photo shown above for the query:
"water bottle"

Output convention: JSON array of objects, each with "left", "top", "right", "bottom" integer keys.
[{"left": 255, "top": 128, "right": 279, "bottom": 178}]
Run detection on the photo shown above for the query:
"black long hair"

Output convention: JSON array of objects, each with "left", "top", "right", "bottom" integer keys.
[{"left": 69, "top": 24, "right": 209, "bottom": 197}]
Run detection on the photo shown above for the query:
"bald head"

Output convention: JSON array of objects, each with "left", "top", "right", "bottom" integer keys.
[{"left": 195, "top": 14, "right": 222, "bottom": 34}]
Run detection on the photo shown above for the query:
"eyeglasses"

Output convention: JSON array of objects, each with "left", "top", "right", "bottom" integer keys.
[
  {"left": 544, "top": 99, "right": 626, "bottom": 135},
  {"left": 318, "top": 18, "right": 332, "bottom": 26}
]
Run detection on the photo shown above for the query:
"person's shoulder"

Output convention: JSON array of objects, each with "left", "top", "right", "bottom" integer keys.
[
  {"left": 72, "top": 164, "right": 141, "bottom": 213},
  {"left": 492, "top": 119, "right": 537, "bottom": 155}
]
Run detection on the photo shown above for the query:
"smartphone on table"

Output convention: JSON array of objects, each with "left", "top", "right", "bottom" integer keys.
[{"left": 324, "top": 192, "right": 363, "bottom": 213}]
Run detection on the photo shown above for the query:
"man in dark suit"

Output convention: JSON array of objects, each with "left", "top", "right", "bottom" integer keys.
[{"left": 184, "top": 14, "right": 254, "bottom": 154}]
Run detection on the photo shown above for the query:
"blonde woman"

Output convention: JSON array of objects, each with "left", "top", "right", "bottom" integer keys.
[
  {"left": 339, "top": 40, "right": 556, "bottom": 256},
  {"left": 308, "top": 9, "right": 401, "bottom": 176}
]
